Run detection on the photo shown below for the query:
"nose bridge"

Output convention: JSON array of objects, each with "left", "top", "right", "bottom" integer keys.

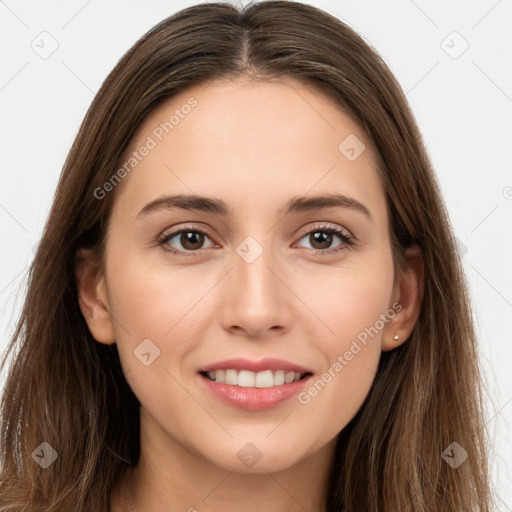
[
  {"left": 233, "top": 234, "right": 279, "bottom": 306},
  {"left": 219, "top": 233, "right": 290, "bottom": 336}
]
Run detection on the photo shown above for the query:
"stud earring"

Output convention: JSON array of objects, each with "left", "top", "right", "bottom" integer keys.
[{"left": 393, "top": 334, "right": 400, "bottom": 341}]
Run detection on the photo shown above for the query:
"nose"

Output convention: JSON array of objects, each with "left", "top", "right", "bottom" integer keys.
[{"left": 218, "top": 242, "right": 293, "bottom": 339}]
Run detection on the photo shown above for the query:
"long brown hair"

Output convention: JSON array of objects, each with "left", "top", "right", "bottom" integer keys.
[{"left": 0, "top": 1, "right": 493, "bottom": 510}]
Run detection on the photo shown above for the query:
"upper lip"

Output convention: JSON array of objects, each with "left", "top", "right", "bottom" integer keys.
[{"left": 199, "top": 357, "right": 313, "bottom": 374}]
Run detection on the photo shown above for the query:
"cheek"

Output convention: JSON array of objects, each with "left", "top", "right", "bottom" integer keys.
[
  {"left": 317, "top": 272, "right": 393, "bottom": 341},
  {"left": 106, "top": 252, "right": 205, "bottom": 339},
  {"left": 298, "top": 346, "right": 381, "bottom": 444},
  {"left": 292, "top": 255, "right": 394, "bottom": 435},
  {"left": 101, "top": 250, "right": 204, "bottom": 401},
  {"left": 296, "top": 249, "right": 395, "bottom": 350},
  {"left": 105, "top": 258, "right": 204, "bottom": 419}
]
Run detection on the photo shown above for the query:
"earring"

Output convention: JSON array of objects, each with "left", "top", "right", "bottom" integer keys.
[{"left": 393, "top": 334, "right": 400, "bottom": 341}]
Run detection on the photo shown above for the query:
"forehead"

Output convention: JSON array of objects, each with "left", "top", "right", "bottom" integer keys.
[{"left": 111, "top": 77, "right": 385, "bottom": 221}]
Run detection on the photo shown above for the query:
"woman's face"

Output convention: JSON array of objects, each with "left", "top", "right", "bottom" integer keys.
[{"left": 87, "top": 77, "right": 404, "bottom": 473}]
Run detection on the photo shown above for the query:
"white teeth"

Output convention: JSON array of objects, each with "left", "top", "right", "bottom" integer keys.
[
  {"left": 255, "top": 370, "right": 273, "bottom": 388},
  {"left": 205, "top": 369, "right": 305, "bottom": 387},
  {"left": 225, "top": 369, "right": 237, "bottom": 385},
  {"left": 273, "top": 370, "right": 285, "bottom": 386},
  {"left": 238, "top": 370, "right": 255, "bottom": 387},
  {"left": 285, "top": 371, "right": 296, "bottom": 384}
]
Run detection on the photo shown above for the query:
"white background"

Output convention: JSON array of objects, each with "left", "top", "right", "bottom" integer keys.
[{"left": 1, "top": 0, "right": 511, "bottom": 508}]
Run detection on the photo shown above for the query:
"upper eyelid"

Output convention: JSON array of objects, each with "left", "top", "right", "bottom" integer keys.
[
  {"left": 296, "top": 221, "right": 352, "bottom": 238},
  {"left": 161, "top": 223, "right": 216, "bottom": 241}
]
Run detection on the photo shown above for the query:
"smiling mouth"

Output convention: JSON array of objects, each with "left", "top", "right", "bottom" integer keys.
[{"left": 199, "top": 369, "right": 313, "bottom": 388}]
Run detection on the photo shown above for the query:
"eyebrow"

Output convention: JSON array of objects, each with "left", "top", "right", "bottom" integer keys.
[{"left": 136, "top": 193, "right": 371, "bottom": 220}]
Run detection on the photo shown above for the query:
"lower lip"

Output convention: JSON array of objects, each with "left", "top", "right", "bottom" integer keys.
[{"left": 199, "top": 373, "right": 312, "bottom": 411}]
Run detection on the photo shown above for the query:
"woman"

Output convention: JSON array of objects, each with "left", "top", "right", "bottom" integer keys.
[{"left": 0, "top": 1, "right": 493, "bottom": 510}]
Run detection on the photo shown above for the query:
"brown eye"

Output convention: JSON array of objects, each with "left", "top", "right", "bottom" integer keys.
[
  {"left": 296, "top": 225, "right": 353, "bottom": 254},
  {"left": 179, "top": 231, "right": 206, "bottom": 250},
  {"left": 159, "top": 227, "right": 215, "bottom": 255},
  {"left": 308, "top": 231, "right": 335, "bottom": 250}
]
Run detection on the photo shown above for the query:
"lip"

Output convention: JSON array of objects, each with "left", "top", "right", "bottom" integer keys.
[
  {"left": 199, "top": 372, "right": 313, "bottom": 411},
  {"left": 197, "top": 357, "right": 314, "bottom": 411},
  {"left": 198, "top": 357, "right": 313, "bottom": 374}
]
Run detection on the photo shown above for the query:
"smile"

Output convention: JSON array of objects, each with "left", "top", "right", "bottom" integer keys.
[{"left": 201, "top": 369, "right": 311, "bottom": 388}]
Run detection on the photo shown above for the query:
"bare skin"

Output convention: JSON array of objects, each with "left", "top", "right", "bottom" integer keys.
[{"left": 76, "top": 77, "right": 423, "bottom": 512}]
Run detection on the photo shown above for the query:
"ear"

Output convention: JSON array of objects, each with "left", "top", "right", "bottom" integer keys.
[
  {"left": 75, "top": 247, "right": 116, "bottom": 345},
  {"left": 382, "top": 244, "right": 424, "bottom": 351}
]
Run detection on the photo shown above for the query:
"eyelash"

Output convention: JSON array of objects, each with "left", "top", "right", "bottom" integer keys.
[{"left": 157, "top": 222, "right": 355, "bottom": 257}]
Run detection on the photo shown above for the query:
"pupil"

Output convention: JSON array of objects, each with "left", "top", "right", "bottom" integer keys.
[
  {"left": 312, "top": 231, "right": 332, "bottom": 249},
  {"left": 182, "top": 231, "right": 203, "bottom": 250}
]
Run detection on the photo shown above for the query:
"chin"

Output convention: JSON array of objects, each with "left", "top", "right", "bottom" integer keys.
[{"left": 202, "top": 440, "right": 310, "bottom": 475}]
